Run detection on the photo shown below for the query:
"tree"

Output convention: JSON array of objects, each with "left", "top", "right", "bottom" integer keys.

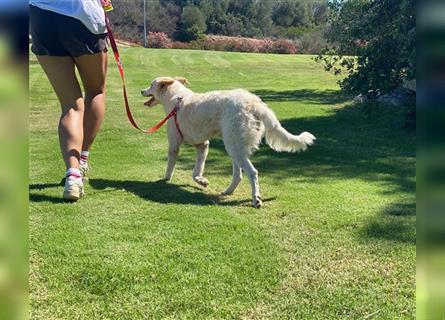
[
  {"left": 174, "top": 6, "right": 206, "bottom": 41},
  {"left": 316, "top": 0, "right": 415, "bottom": 94},
  {"left": 200, "top": 0, "right": 231, "bottom": 35},
  {"left": 272, "top": 0, "right": 309, "bottom": 28},
  {"left": 253, "top": 0, "right": 274, "bottom": 35},
  {"left": 107, "top": 0, "right": 331, "bottom": 53},
  {"left": 226, "top": 0, "right": 273, "bottom": 37},
  {"left": 147, "top": 1, "right": 181, "bottom": 37},
  {"left": 312, "top": 1, "right": 328, "bottom": 25},
  {"left": 225, "top": 14, "right": 245, "bottom": 36}
]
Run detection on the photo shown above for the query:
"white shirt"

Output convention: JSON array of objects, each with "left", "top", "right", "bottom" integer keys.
[{"left": 29, "top": 0, "right": 107, "bottom": 34}]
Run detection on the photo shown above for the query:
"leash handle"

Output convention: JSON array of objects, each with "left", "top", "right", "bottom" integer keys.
[
  {"left": 101, "top": 0, "right": 114, "bottom": 12},
  {"left": 105, "top": 12, "right": 181, "bottom": 136}
]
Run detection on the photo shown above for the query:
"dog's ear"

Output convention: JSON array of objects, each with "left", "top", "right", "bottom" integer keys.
[
  {"left": 174, "top": 77, "right": 190, "bottom": 86},
  {"left": 159, "top": 79, "right": 175, "bottom": 90}
]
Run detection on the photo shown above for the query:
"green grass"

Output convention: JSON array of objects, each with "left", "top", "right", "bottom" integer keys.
[{"left": 29, "top": 48, "right": 415, "bottom": 319}]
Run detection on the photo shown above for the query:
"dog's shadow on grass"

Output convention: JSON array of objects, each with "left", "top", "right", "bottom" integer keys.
[
  {"left": 29, "top": 179, "right": 275, "bottom": 206},
  {"left": 90, "top": 179, "right": 275, "bottom": 207}
]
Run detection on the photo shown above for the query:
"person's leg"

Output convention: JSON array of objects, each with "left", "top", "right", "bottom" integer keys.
[
  {"left": 36, "top": 55, "right": 84, "bottom": 170},
  {"left": 74, "top": 51, "right": 108, "bottom": 151}
]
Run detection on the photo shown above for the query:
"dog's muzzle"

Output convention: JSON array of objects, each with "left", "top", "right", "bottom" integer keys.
[{"left": 142, "top": 93, "right": 155, "bottom": 106}]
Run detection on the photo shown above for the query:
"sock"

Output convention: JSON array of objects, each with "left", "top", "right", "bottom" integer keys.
[
  {"left": 65, "top": 168, "right": 82, "bottom": 185},
  {"left": 80, "top": 151, "right": 89, "bottom": 166}
]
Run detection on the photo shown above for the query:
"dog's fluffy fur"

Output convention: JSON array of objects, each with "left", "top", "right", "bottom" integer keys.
[{"left": 141, "top": 76, "right": 315, "bottom": 207}]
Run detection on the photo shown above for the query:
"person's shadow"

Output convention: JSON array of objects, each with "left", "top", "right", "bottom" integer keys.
[{"left": 29, "top": 181, "right": 67, "bottom": 204}]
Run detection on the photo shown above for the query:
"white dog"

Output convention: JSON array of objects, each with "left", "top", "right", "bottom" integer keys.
[{"left": 141, "top": 76, "right": 315, "bottom": 208}]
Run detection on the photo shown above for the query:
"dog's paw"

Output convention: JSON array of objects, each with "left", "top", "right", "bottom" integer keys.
[
  {"left": 253, "top": 196, "right": 262, "bottom": 208},
  {"left": 194, "top": 176, "right": 209, "bottom": 188}
]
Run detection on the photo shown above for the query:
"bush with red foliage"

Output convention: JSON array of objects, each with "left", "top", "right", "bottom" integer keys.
[
  {"left": 171, "top": 41, "right": 191, "bottom": 50},
  {"left": 270, "top": 39, "right": 298, "bottom": 54},
  {"left": 145, "top": 33, "right": 298, "bottom": 54},
  {"left": 193, "top": 35, "right": 298, "bottom": 54},
  {"left": 146, "top": 32, "right": 172, "bottom": 49}
]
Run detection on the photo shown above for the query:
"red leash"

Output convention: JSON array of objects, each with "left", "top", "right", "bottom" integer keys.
[{"left": 104, "top": 13, "right": 183, "bottom": 138}]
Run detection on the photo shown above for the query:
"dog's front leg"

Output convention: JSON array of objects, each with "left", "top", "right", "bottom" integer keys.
[
  {"left": 192, "top": 140, "right": 209, "bottom": 187},
  {"left": 164, "top": 130, "right": 182, "bottom": 181},
  {"left": 164, "top": 143, "right": 180, "bottom": 181}
]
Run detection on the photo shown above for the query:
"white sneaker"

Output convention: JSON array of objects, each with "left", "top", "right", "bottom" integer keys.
[
  {"left": 63, "top": 180, "right": 84, "bottom": 201},
  {"left": 80, "top": 162, "right": 91, "bottom": 181}
]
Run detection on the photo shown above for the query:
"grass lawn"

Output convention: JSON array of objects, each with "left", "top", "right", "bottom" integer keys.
[{"left": 29, "top": 48, "right": 415, "bottom": 319}]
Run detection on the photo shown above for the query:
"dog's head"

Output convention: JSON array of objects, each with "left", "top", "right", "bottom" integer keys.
[{"left": 141, "top": 76, "right": 189, "bottom": 107}]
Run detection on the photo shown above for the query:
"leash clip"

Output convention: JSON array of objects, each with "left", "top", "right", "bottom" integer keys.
[{"left": 174, "top": 96, "right": 183, "bottom": 112}]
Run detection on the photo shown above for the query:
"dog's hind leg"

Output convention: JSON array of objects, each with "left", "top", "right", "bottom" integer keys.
[
  {"left": 221, "top": 113, "right": 262, "bottom": 207},
  {"left": 223, "top": 146, "right": 261, "bottom": 207},
  {"left": 238, "top": 158, "right": 261, "bottom": 208},
  {"left": 193, "top": 140, "right": 209, "bottom": 187},
  {"left": 221, "top": 161, "right": 242, "bottom": 195}
]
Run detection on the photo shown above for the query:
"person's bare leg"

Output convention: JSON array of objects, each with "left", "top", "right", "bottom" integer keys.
[
  {"left": 74, "top": 51, "right": 107, "bottom": 151},
  {"left": 36, "top": 55, "right": 84, "bottom": 170}
]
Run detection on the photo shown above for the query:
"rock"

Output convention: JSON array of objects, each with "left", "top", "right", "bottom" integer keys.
[
  {"left": 393, "top": 87, "right": 416, "bottom": 98},
  {"left": 354, "top": 86, "right": 415, "bottom": 107},
  {"left": 378, "top": 87, "right": 415, "bottom": 107},
  {"left": 353, "top": 94, "right": 367, "bottom": 104},
  {"left": 378, "top": 94, "right": 404, "bottom": 106},
  {"left": 403, "top": 79, "right": 416, "bottom": 92}
]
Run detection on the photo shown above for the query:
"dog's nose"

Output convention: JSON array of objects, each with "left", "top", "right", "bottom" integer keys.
[{"left": 140, "top": 90, "right": 144, "bottom": 95}]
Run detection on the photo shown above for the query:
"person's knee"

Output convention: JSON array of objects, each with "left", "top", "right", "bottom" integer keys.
[
  {"left": 61, "top": 101, "right": 84, "bottom": 115},
  {"left": 85, "top": 84, "right": 105, "bottom": 98}
]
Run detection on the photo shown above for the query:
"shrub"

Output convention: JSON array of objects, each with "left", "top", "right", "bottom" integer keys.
[
  {"left": 144, "top": 34, "right": 298, "bottom": 55},
  {"left": 181, "top": 25, "right": 205, "bottom": 42},
  {"left": 270, "top": 39, "right": 298, "bottom": 54},
  {"left": 190, "top": 35, "right": 297, "bottom": 54},
  {"left": 298, "top": 29, "right": 328, "bottom": 54},
  {"left": 113, "top": 31, "right": 142, "bottom": 46},
  {"left": 171, "top": 41, "right": 190, "bottom": 50},
  {"left": 146, "top": 32, "right": 172, "bottom": 49}
]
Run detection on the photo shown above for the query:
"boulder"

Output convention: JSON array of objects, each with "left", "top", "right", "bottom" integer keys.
[
  {"left": 403, "top": 79, "right": 416, "bottom": 92},
  {"left": 378, "top": 87, "right": 415, "bottom": 107},
  {"left": 378, "top": 94, "right": 404, "bottom": 106},
  {"left": 353, "top": 94, "right": 367, "bottom": 104}
]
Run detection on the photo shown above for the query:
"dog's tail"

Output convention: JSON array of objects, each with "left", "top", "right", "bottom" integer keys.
[{"left": 255, "top": 103, "right": 316, "bottom": 153}]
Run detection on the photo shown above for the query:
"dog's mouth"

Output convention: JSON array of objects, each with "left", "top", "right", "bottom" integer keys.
[{"left": 144, "top": 95, "right": 155, "bottom": 107}]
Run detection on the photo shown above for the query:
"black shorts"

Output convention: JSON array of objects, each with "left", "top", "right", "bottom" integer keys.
[{"left": 29, "top": 5, "right": 108, "bottom": 57}]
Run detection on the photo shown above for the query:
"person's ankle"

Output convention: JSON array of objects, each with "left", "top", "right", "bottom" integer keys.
[
  {"left": 80, "top": 150, "right": 89, "bottom": 167},
  {"left": 65, "top": 168, "right": 82, "bottom": 185}
]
